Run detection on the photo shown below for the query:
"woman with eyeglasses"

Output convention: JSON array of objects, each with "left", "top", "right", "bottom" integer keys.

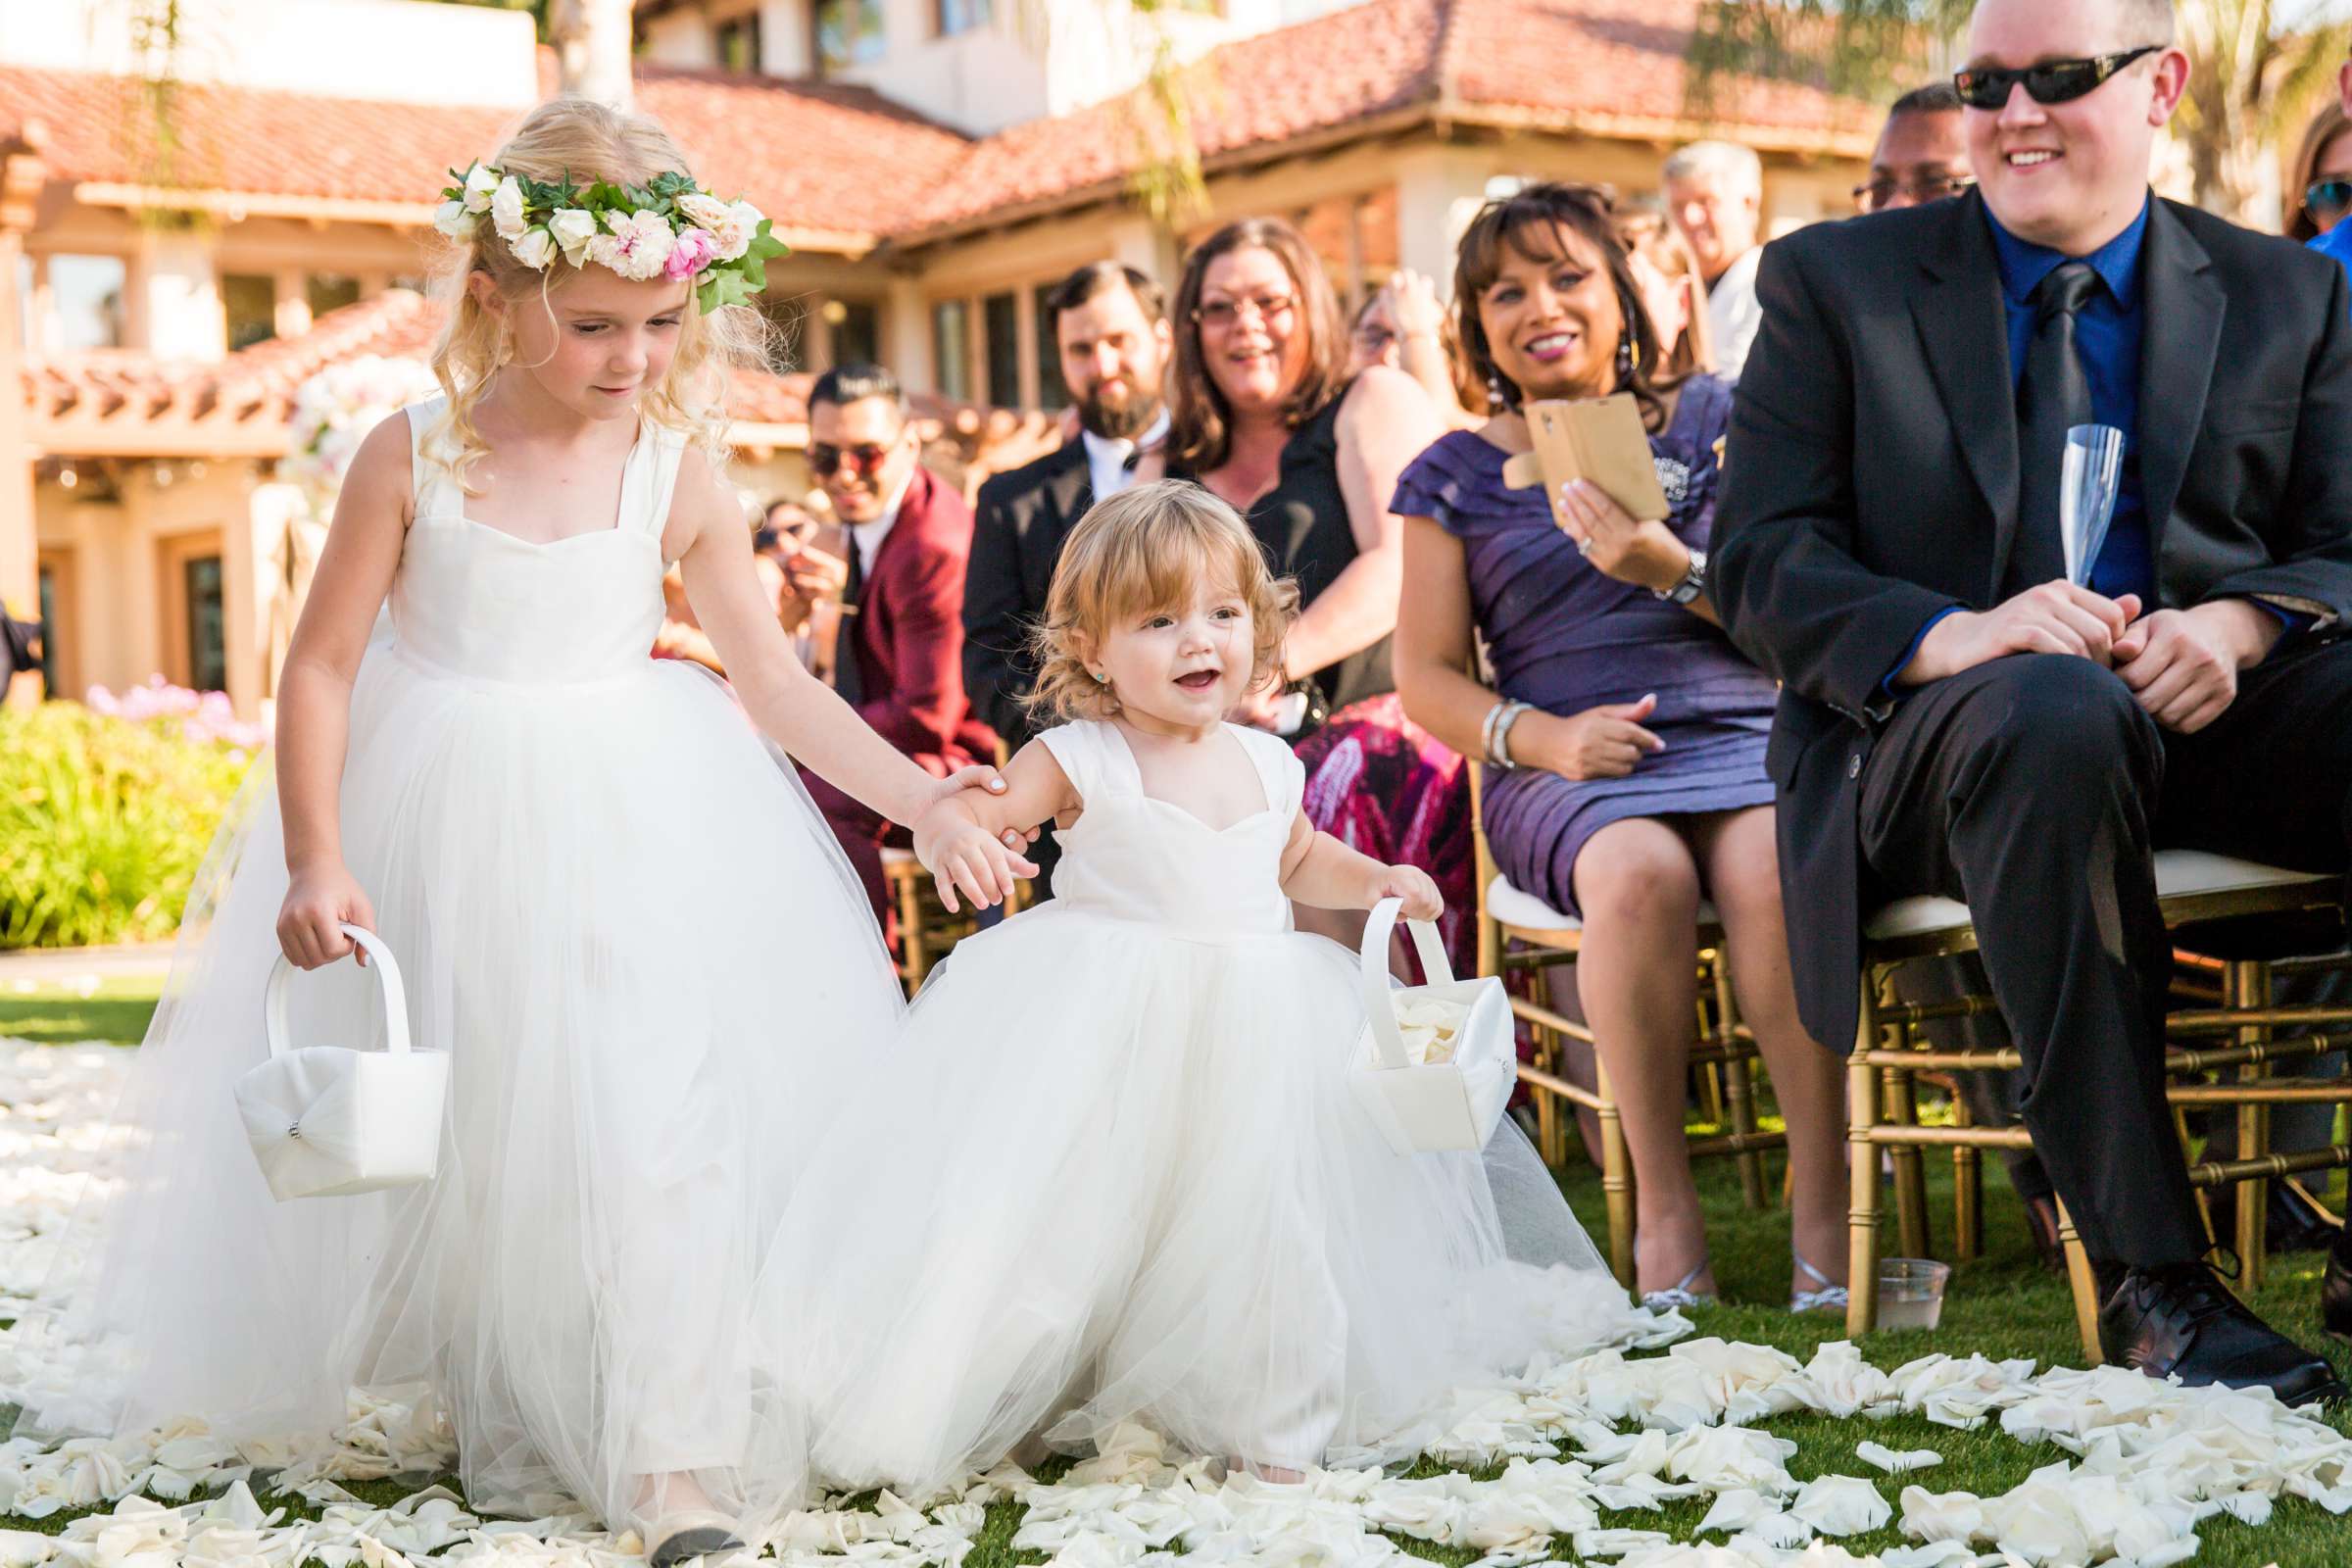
[
  {"left": 1165, "top": 218, "right": 1466, "bottom": 972},
  {"left": 1390, "top": 183, "right": 1849, "bottom": 1316},
  {"left": 2288, "top": 101, "right": 2352, "bottom": 245}
]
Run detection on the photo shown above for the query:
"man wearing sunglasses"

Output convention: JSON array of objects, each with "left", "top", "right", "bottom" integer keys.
[
  {"left": 1714, "top": 0, "right": 2352, "bottom": 1405},
  {"left": 2313, "top": 47, "right": 2352, "bottom": 284},
  {"left": 799, "top": 363, "right": 999, "bottom": 941}
]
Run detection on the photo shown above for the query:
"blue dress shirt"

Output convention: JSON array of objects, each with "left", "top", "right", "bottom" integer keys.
[
  {"left": 1988, "top": 199, "right": 2151, "bottom": 603},
  {"left": 2314, "top": 220, "right": 2352, "bottom": 299}
]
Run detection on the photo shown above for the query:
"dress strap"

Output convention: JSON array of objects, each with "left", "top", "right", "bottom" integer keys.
[
  {"left": 1230, "top": 723, "right": 1304, "bottom": 821},
  {"left": 405, "top": 396, "right": 459, "bottom": 519},
  {"left": 627, "top": 423, "right": 690, "bottom": 541},
  {"left": 1035, "top": 722, "right": 1110, "bottom": 808}
]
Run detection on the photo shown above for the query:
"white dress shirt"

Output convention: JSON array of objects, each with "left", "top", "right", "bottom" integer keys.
[
  {"left": 849, "top": 471, "right": 914, "bottom": 582},
  {"left": 1706, "top": 245, "right": 1765, "bottom": 383},
  {"left": 1078, "top": 409, "right": 1170, "bottom": 502}
]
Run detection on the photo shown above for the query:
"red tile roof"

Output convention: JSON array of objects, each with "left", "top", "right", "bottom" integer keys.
[
  {"left": 24, "top": 290, "right": 1054, "bottom": 471},
  {"left": 900, "top": 0, "right": 1878, "bottom": 237},
  {"left": 0, "top": 59, "right": 968, "bottom": 246}
]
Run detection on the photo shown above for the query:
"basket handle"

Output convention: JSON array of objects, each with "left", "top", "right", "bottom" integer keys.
[
  {"left": 263, "top": 925, "right": 413, "bottom": 1061},
  {"left": 1360, "top": 898, "right": 1457, "bottom": 1068}
]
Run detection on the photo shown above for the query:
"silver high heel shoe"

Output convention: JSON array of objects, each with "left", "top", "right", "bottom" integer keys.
[
  {"left": 1641, "top": 1260, "right": 1718, "bottom": 1312},
  {"left": 1789, "top": 1250, "right": 1850, "bottom": 1315}
]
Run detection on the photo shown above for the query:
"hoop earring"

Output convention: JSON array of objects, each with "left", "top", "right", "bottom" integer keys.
[{"left": 1615, "top": 339, "right": 1635, "bottom": 384}]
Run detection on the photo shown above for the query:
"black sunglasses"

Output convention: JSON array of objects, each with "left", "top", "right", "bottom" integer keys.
[
  {"left": 2307, "top": 178, "right": 2352, "bottom": 222},
  {"left": 1952, "top": 44, "right": 2162, "bottom": 111},
  {"left": 807, "top": 441, "right": 893, "bottom": 477}
]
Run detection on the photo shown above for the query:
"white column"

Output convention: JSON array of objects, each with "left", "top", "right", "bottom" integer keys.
[
  {"left": 137, "top": 232, "right": 226, "bottom": 361},
  {"left": 1104, "top": 215, "right": 1180, "bottom": 293},
  {"left": 1392, "top": 145, "right": 1494, "bottom": 300},
  {"left": 886, "top": 276, "right": 934, "bottom": 395}
]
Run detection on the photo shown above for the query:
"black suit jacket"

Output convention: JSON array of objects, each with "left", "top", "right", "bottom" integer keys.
[
  {"left": 1712, "top": 189, "right": 2352, "bottom": 1053},
  {"left": 963, "top": 441, "right": 1094, "bottom": 751}
]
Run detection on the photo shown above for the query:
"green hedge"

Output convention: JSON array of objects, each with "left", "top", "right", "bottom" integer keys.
[{"left": 0, "top": 702, "right": 257, "bottom": 949}]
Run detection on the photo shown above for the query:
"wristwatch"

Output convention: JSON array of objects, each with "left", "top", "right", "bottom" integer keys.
[{"left": 1655, "top": 547, "right": 1707, "bottom": 607}]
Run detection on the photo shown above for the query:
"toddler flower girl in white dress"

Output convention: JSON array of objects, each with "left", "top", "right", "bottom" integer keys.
[
  {"left": 763, "top": 481, "right": 1663, "bottom": 1500},
  {"left": 29, "top": 98, "right": 1025, "bottom": 1564}
]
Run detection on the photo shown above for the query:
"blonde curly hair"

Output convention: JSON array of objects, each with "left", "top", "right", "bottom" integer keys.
[
  {"left": 1027, "top": 480, "right": 1298, "bottom": 723},
  {"left": 423, "top": 97, "right": 767, "bottom": 489}
]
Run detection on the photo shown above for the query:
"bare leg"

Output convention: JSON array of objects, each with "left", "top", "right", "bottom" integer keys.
[
  {"left": 1570, "top": 818, "right": 1711, "bottom": 1297},
  {"left": 1689, "top": 806, "right": 1847, "bottom": 1296}
]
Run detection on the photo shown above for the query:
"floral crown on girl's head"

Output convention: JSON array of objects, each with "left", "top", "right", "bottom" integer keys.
[{"left": 435, "top": 162, "right": 788, "bottom": 313}]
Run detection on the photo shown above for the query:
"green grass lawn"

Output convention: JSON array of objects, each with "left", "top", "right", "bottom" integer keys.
[
  {"left": 0, "top": 975, "right": 163, "bottom": 1047},
  {"left": 0, "top": 991, "right": 2345, "bottom": 1562}
]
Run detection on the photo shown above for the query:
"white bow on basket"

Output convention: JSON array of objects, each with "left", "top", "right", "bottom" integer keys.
[
  {"left": 234, "top": 925, "right": 449, "bottom": 1201},
  {"left": 1348, "top": 898, "right": 1517, "bottom": 1155}
]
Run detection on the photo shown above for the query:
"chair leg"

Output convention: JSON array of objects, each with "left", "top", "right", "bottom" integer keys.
[
  {"left": 2056, "top": 1197, "right": 2103, "bottom": 1365},
  {"left": 1595, "top": 1054, "right": 1637, "bottom": 1291},
  {"left": 1532, "top": 1024, "right": 1563, "bottom": 1168},
  {"left": 1846, "top": 972, "right": 1883, "bottom": 1336},
  {"left": 2227, "top": 958, "right": 2273, "bottom": 1293},
  {"left": 897, "top": 868, "right": 928, "bottom": 990},
  {"left": 1884, "top": 1065, "right": 1932, "bottom": 1260},
  {"left": 1712, "top": 949, "right": 1769, "bottom": 1210},
  {"left": 1951, "top": 1090, "right": 1982, "bottom": 1262}
]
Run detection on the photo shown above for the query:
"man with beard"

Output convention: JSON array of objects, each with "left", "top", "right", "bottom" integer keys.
[{"left": 963, "top": 262, "right": 1172, "bottom": 893}]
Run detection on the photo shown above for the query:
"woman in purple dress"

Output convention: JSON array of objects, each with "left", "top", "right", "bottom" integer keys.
[{"left": 1392, "top": 183, "right": 1846, "bottom": 1313}]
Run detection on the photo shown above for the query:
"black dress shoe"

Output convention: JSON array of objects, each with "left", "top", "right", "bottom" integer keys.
[
  {"left": 2267, "top": 1181, "right": 2343, "bottom": 1255},
  {"left": 2098, "top": 1261, "right": 2348, "bottom": 1407},
  {"left": 2325, "top": 1226, "right": 2352, "bottom": 1344}
]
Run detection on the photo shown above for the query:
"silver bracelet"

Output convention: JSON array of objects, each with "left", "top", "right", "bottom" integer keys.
[
  {"left": 1480, "top": 700, "right": 1510, "bottom": 766},
  {"left": 1494, "top": 702, "right": 1533, "bottom": 769}
]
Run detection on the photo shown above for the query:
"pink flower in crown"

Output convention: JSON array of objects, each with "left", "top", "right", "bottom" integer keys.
[
  {"left": 589, "top": 209, "right": 676, "bottom": 282},
  {"left": 664, "top": 227, "right": 719, "bottom": 281}
]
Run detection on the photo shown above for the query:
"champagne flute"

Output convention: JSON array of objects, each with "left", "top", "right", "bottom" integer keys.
[{"left": 2061, "top": 424, "right": 2125, "bottom": 589}]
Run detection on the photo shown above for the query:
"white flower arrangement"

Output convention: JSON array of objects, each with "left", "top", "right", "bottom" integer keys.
[{"left": 434, "top": 163, "right": 787, "bottom": 312}]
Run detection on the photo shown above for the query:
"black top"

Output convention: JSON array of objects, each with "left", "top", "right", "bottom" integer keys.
[
  {"left": 964, "top": 441, "right": 1093, "bottom": 750},
  {"left": 1176, "top": 390, "right": 1392, "bottom": 714}
]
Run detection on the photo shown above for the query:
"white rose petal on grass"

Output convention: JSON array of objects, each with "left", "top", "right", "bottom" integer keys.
[
  {"left": 1857, "top": 1440, "right": 1943, "bottom": 1475},
  {"left": 1898, "top": 1484, "right": 1984, "bottom": 1543},
  {"left": 1692, "top": 1490, "right": 1777, "bottom": 1535},
  {"left": 1788, "top": 1474, "right": 1890, "bottom": 1537},
  {"left": 1879, "top": 1544, "right": 1980, "bottom": 1568}
]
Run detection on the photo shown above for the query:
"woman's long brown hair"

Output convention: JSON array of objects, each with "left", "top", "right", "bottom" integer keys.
[
  {"left": 1167, "top": 217, "right": 1348, "bottom": 472},
  {"left": 1452, "top": 182, "right": 1682, "bottom": 434}
]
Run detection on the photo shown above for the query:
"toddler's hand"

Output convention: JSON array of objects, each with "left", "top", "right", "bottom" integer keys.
[
  {"left": 1371, "top": 864, "right": 1443, "bottom": 923},
  {"left": 277, "top": 865, "right": 378, "bottom": 970},
  {"left": 914, "top": 809, "right": 1037, "bottom": 914}
]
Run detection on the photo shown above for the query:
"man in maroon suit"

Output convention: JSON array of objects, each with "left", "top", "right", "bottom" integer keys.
[{"left": 794, "top": 364, "right": 998, "bottom": 937}]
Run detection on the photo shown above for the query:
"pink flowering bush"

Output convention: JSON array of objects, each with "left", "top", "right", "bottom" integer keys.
[{"left": 84, "top": 676, "right": 270, "bottom": 752}]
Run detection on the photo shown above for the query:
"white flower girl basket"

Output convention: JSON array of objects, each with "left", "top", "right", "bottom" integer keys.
[
  {"left": 234, "top": 924, "right": 449, "bottom": 1200},
  {"left": 1348, "top": 897, "right": 1516, "bottom": 1155}
]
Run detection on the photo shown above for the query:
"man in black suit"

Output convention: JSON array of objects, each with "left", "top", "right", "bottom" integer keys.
[
  {"left": 1713, "top": 0, "right": 2352, "bottom": 1402},
  {"left": 963, "top": 261, "right": 1171, "bottom": 891}
]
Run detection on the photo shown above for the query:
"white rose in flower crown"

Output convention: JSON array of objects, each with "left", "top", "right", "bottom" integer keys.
[
  {"left": 510, "top": 226, "right": 557, "bottom": 270},
  {"left": 548, "top": 208, "right": 598, "bottom": 266},
  {"left": 433, "top": 199, "right": 473, "bottom": 237},
  {"left": 591, "top": 209, "right": 675, "bottom": 281},
  {"left": 712, "top": 200, "right": 763, "bottom": 262},
  {"left": 462, "top": 163, "right": 500, "bottom": 214},
  {"left": 491, "top": 175, "right": 527, "bottom": 240},
  {"left": 674, "top": 192, "right": 732, "bottom": 231}
]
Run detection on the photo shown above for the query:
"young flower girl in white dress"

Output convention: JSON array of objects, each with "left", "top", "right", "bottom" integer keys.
[
  {"left": 763, "top": 481, "right": 1663, "bottom": 1500},
  {"left": 30, "top": 99, "right": 1024, "bottom": 1563}
]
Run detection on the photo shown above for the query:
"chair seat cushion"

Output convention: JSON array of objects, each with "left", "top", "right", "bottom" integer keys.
[
  {"left": 1486, "top": 875, "right": 1719, "bottom": 935},
  {"left": 1863, "top": 850, "right": 2332, "bottom": 942}
]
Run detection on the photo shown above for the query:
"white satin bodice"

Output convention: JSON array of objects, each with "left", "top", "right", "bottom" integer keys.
[
  {"left": 1036, "top": 720, "right": 1302, "bottom": 941},
  {"left": 390, "top": 398, "right": 682, "bottom": 686}
]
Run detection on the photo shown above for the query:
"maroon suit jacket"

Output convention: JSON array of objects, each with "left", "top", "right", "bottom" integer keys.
[{"left": 845, "top": 465, "right": 997, "bottom": 776}]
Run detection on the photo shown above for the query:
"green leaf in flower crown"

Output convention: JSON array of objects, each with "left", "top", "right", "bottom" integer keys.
[{"left": 697, "top": 266, "right": 763, "bottom": 315}]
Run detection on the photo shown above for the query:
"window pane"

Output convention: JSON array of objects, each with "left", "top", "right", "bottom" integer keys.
[
  {"left": 813, "top": 0, "right": 886, "bottom": 74},
  {"left": 184, "top": 556, "right": 227, "bottom": 695},
  {"left": 49, "top": 255, "right": 126, "bottom": 350},
  {"left": 932, "top": 301, "right": 970, "bottom": 403},
  {"left": 938, "top": 0, "right": 992, "bottom": 34},
  {"left": 307, "top": 273, "right": 361, "bottom": 321},
  {"left": 1031, "top": 282, "right": 1067, "bottom": 411},
  {"left": 715, "top": 12, "right": 763, "bottom": 71},
  {"left": 833, "top": 300, "right": 881, "bottom": 368},
  {"left": 36, "top": 563, "right": 59, "bottom": 698},
  {"left": 222, "top": 273, "right": 276, "bottom": 351},
  {"left": 982, "top": 292, "right": 1018, "bottom": 410}
]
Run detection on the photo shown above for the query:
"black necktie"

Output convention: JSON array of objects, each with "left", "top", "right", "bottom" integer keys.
[
  {"left": 834, "top": 537, "right": 864, "bottom": 708},
  {"left": 2010, "top": 261, "right": 2099, "bottom": 592}
]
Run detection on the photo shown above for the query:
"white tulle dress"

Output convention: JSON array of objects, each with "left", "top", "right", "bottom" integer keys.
[
  {"left": 760, "top": 718, "right": 1665, "bottom": 1499},
  {"left": 27, "top": 398, "right": 901, "bottom": 1538}
]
